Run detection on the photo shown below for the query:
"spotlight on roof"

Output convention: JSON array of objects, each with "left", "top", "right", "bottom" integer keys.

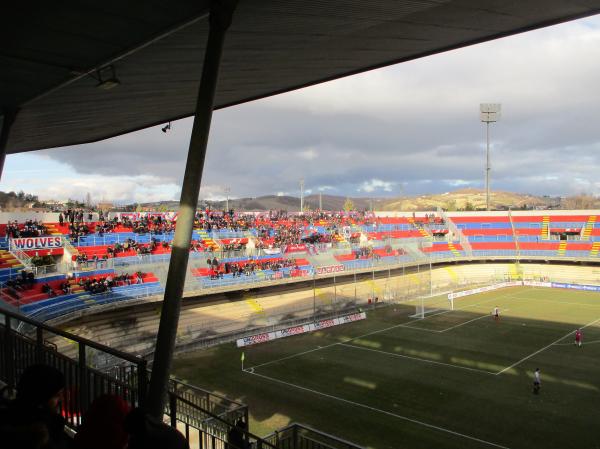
[
  {"left": 95, "top": 65, "right": 120, "bottom": 90},
  {"left": 162, "top": 122, "right": 172, "bottom": 133}
]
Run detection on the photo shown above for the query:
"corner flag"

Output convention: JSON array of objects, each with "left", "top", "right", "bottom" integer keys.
[{"left": 241, "top": 352, "right": 245, "bottom": 362}]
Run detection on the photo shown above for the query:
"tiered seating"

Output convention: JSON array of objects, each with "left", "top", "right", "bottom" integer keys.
[
  {"left": 422, "top": 242, "right": 465, "bottom": 258},
  {"left": 449, "top": 214, "right": 600, "bottom": 258},
  {"left": 1, "top": 271, "right": 161, "bottom": 320},
  {"left": 191, "top": 255, "right": 313, "bottom": 288}
]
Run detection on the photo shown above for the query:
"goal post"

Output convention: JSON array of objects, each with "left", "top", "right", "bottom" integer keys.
[{"left": 408, "top": 260, "right": 446, "bottom": 319}]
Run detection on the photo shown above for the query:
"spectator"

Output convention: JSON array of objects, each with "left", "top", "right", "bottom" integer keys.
[
  {"left": 74, "top": 395, "right": 130, "bottom": 449},
  {"left": 125, "top": 408, "right": 188, "bottom": 449},
  {"left": 0, "top": 364, "right": 69, "bottom": 449},
  {"left": 227, "top": 419, "right": 248, "bottom": 449}
]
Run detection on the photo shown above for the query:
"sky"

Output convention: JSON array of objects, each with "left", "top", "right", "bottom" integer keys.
[{"left": 4, "top": 15, "right": 600, "bottom": 203}]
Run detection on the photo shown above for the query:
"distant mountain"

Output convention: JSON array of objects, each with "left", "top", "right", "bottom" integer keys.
[
  {"left": 139, "top": 189, "right": 593, "bottom": 212},
  {"left": 381, "top": 189, "right": 563, "bottom": 211},
  {"left": 201, "top": 194, "right": 373, "bottom": 212}
]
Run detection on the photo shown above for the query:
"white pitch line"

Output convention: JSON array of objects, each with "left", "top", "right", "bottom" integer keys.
[
  {"left": 439, "top": 308, "right": 509, "bottom": 333},
  {"left": 247, "top": 293, "right": 515, "bottom": 371},
  {"left": 244, "top": 369, "right": 511, "bottom": 449},
  {"left": 248, "top": 340, "right": 342, "bottom": 370},
  {"left": 521, "top": 297, "right": 600, "bottom": 308},
  {"left": 496, "top": 316, "right": 600, "bottom": 375},
  {"left": 339, "top": 343, "right": 497, "bottom": 375}
]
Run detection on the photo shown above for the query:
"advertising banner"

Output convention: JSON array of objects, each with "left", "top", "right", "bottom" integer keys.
[
  {"left": 236, "top": 312, "right": 367, "bottom": 347},
  {"left": 316, "top": 265, "right": 345, "bottom": 275},
  {"left": 448, "top": 281, "right": 522, "bottom": 300},
  {"left": 550, "top": 282, "right": 600, "bottom": 292},
  {"left": 10, "top": 236, "right": 63, "bottom": 250},
  {"left": 285, "top": 244, "right": 307, "bottom": 253}
]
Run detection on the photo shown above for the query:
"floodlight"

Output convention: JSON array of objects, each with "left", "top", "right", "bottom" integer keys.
[{"left": 95, "top": 65, "right": 120, "bottom": 90}]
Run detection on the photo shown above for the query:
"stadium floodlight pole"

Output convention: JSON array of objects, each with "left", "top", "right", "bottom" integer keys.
[
  {"left": 146, "top": 0, "right": 237, "bottom": 418},
  {"left": 429, "top": 258, "right": 433, "bottom": 297},
  {"left": 225, "top": 186, "right": 230, "bottom": 211},
  {"left": 0, "top": 109, "right": 18, "bottom": 181},
  {"left": 480, "top": 103, "right": 501, "bottom": 211},
  {"left": 312, "top": 273, "right": 316, "bottom": 319},
  {"left": 300, "top": 178, "right": 304, "bottom": 213}
]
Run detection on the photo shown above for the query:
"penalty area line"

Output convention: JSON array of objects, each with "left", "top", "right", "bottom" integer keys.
[
  {"left": 496, "top": 316, "right": 600, "bottom": 375},
  {"left": 243, "top": 369, "right": 511, "bottom": 449},
  {"left": 246, "top": 294, "right": 515, "bottom": 372},
  {"left": 439, "top": 308, "right": 509, "bottom": 333}
]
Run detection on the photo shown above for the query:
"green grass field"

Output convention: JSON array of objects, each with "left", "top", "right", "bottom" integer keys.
[{"left": 172, "top": 286, "right": 600, "bottom": 449}]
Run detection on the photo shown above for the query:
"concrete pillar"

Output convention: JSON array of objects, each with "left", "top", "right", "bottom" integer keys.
[
  {"left": 0, "top": 109, "right": 18, "bottom": 181},
  {"left": 146, "top": 0, "right": 237, "bottom": 417}
]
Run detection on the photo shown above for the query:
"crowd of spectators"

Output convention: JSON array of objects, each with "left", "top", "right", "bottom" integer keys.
[
  {"left": 78, "top": 272, "right": 145, "bottom": 294},
  {"left": 69, "top": 222, "right": 92, "bottom": 239},
  {"left": 5, "top": 220, "right": 47, "bottom": 238},
  {"left": 207, "top": 257, "right": 299, "bottom": 279},
  {"left": 58, "top": 209, "right": 87, "bottom": 225},
  {"left": 3, "top": 270, "right": 36, "bottom": 299},
  {"left": 354, "top": 246, "right": 376, "bottom": 259}
]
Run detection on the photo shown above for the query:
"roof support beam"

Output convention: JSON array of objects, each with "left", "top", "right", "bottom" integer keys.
[
  {"left": 146, "top": 0, "right": 237, "bottom": 418},
  {"left": 0, "top": 109, "right": 18, "bottom": 181}
]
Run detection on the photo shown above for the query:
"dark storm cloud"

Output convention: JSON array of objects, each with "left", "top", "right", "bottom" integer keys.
[{"left": 38, "top": 16, "right": 600, "bottom": 200}]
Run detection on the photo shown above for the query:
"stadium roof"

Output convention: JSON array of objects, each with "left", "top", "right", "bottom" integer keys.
[{"left": 3, "top": 0, "right": 600, "bottom": 153}]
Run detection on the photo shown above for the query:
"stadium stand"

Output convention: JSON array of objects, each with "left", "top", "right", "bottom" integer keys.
[{"left": 4, "top": 210, "right": 600, "bottom": 322}]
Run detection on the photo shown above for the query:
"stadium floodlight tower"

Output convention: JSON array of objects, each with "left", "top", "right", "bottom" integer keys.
[
  {"left": 224, "top": 186, "right": 230, "bottom": 211},
  {"left": 480, "top": 103, "right": 501, "bottom": 211},
  {"left": 300, "top": 178, "right": 305, "bottom": 213}
]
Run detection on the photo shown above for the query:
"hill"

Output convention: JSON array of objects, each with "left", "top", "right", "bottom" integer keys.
[
  {"left": 139, "top": 189, "right": 573, "bottom": 212},
  {"left": 381, "top": 188, "right": 562, "bottom": 211}
]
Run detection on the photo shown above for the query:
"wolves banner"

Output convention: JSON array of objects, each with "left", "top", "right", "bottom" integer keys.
[{"left": 10, "top": 237, "right": 63, "bottom": 250}]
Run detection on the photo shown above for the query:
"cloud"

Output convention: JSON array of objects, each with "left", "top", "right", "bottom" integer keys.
[
  {"left": 31, "top": 175, "right": 179, "bottom": 203},
  {"left": 12, "top": 15, "right": 600, "bottom": 201},
  {"left": 357, "top": 179, "right": 395, "bottom": 193},
  {"left": 298, "top": 148, "right": 319, "bottom": 160}
]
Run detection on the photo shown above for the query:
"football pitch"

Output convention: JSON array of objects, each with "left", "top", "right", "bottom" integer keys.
[{"left": 172, "top": 286, "right": 600, "bottom": 449}]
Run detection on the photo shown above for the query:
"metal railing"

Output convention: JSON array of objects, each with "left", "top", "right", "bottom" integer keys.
[
  {"left": 0, "top": 308, "right": 261, "bottom": 448},
  {"left": 26, "top": 284, "right": 165, "bottom": 322},
  {"left": 0, "top": 307, "right": 369, "bottom": 449},
  {"left": 264, "top": 423, "right": 366, "bottom": 449},
  {"left": 438, "top": 207, "right": 473, "bottom": 256},
  {"left": 508, "top": 210, "right": 521, "bottom": 258},
  {"left": 9, "top": 247, "right": 33, "bottom": 268},
  {"left": 166, "top": 393, "right": 277, "bottom": 449},
  {"left": 0, "top": 308, "right": 148, "bottom": 428}
]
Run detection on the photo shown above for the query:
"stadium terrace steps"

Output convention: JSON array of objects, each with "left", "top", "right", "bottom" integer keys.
[
  {"left": 244, "top": 296, "right": 265, "bottom": 314},
  {"left": 557, "top": 241, "right": 568, "bottom": 256},
  {"left": 44, "top": 223, "right": 63, "bottom": 235},
  {"left": 197, "top": 230, "right": 220, "bottom": 251},
  {"left": 407, "top": 217, "right": 431, "bottom": 238},
  {"left": 590, "top": 241, "right": 600, "bottom": 257},
  {"left": 582, "top": 216, "right": 596, "bottom": 240},
  {"left": 0, "top": 250, "right": 23, "bottom": 270},
  {"left": 447, "top": 242, "right": 462, "bottom": 256},
  {"left": 541, "top": 216, "right": 550, "bottom": 239}
]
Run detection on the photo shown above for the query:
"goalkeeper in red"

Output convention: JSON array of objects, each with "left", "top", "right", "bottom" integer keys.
[{"left": 575, "top": 328, "right": 583, "bottom": 348}]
